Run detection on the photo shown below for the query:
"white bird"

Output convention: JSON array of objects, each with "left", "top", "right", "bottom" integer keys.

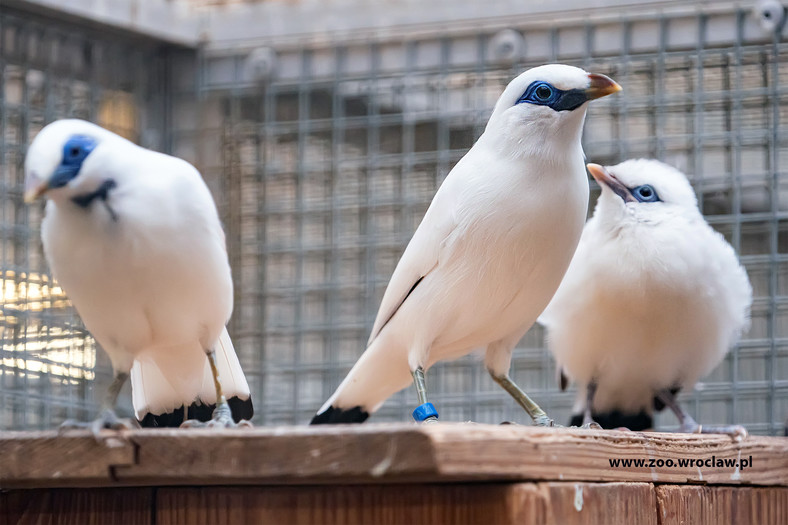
[
  {"left": 24, "top": 119, "right": 253, "bottom": 430},
  {"left": 311, "top": 64, "right": 621, "bottom": 425},
  {"left": 539, "top": 159, "right": 752, "bottom": 437}
]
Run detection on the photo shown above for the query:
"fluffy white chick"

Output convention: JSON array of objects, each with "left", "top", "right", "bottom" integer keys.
[
  {"left": 540, "top": 159, "right": 752, "bottom": 438},
  {"left": 311, "top": 64, "right": 621, "bottom": 425},
  {"left": 24, "top": 119, "right": 252, "bottom": 431}
]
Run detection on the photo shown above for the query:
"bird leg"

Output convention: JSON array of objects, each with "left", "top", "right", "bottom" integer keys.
[
  {"left": 489, "top": 370, "right": 553, "bottom": 427},
  {"left": 411, "top": 367, "right": 439, "bottom": 423},
  {"left": 181, "top": 350, "right": 252, "bottom": 429},
  {"left": 59, "top": 371, "right": 139, "bottom": 440},
  {"left": 656, "top": 389, "right": 747, "bottom": 440},
  {"left": 581, "top": 381, "right": 603, "bottom": 429}
]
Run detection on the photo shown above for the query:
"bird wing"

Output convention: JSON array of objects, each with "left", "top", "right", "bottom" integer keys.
[
  {"left": 130, "top": 341, "right": 207, "bottom": 420},
  {"left": 131, "top": 328, "right": 251, "bottom": 421},
  {"left": 537, "top": 216, "right": 597, "bottom": 329},
  {"left": 366, "top": 174, "right": 464, "bottom": 346},
  {"left": 197, "top": 326, "right": 251, "bottom": 404}
]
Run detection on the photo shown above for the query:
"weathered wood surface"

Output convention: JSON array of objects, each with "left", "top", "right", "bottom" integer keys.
[
  {"left": 1, "top": 423, "right": 786, "bottom": 489},
  {"left": 3, "top": 484, "right": 787, "bottom": 525},
  {"left": 656, "top": 485, "right": 788, "bottom": 525},
  {"left": 154, "top": 483, "right": 661, "bottom": 525},
  {"left": 0, "top": 488, "right": 152, "bottom": 525}
]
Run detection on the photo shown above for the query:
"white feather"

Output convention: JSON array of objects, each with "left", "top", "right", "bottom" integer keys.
[
  {"left": 319, "top": 64, "right": 601, "bottom": 415},
  {"left": 131, "top": 327, "right": 250, "bottom": 419},
  {"left": 25, "top": 119, "right": 250, "bottom": 419},
  {"left": 539, "top": 159, "right": 752, "bottom": 415}
]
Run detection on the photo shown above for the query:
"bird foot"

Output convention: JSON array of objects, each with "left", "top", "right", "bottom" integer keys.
[
  {"left": 532, "top": 414, "right": 556, "bottom": 427},
  {"left": 59, "top": 409, "right": 139, "bottom": 443},
  {"left": 566, "top": 423, "right": 599, "bottom": 430},
  {"left": 180, "top": 402, "right": 253, "bottom": 429},
  {"left": 681, "top": 422, "right": 748, "bottom": 442}
]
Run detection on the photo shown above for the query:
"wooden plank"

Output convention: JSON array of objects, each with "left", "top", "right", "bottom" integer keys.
[
  {"left": 155, "top": 482, "right": 658, "bottom": 525},
  {"left": 1, "top": 483, "right": 783, "bottom": 525},
  {"left": 0, "top": 432, "right": 136, "bottom": 488},
  {"left": 0, "top": 488, "right": 152, "bottom": 525},
  {"left": 156, "top": 484, "right": 518, "bottom": 525},
  {"left": 114, "top": 424, "right": 437, "bottom": 487},
  {"left": 655, "top": 485, "right": 788, "bottom": 525},
  {"left": 1, "top": 424, "right": 786, "bottom": 488},
  {"left": 428, "top": 424, "right": 788, "bottom": 486},
  {"left": 537, "top": 482, "right": 658, "bottom": 525}
]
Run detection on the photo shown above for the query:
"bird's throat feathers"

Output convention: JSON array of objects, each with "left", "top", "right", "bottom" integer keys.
[{"left": 480, "top": 129, "right": 584, "bottom": 171}]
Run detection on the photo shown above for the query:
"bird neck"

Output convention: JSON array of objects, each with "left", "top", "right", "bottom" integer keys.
[{"left": 477, "top": 126, "right": 584, "bottom": 165}]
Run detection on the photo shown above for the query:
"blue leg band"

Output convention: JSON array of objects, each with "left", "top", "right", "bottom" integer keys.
[{"left": 412, "top": 402, "right": 439, "bottom": 422}]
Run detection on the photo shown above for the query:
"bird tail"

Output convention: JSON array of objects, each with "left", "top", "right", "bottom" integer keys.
[
  {"left": 132, "top": 327, "right": 254, "bottom": 427},
  {"left": 310, "top": 333, "right": 412, "bottom": 424}
]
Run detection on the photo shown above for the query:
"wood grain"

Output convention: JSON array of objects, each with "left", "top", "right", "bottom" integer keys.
[
  {"left": 0, "top": 488, "right": 152, "bottom": 525},
  {"left": 1, "top": 483, "right": 784, "bottom": 524},
  {"left": 537, "top": 482, "right": 658, "bottom": 525},
  {"left": 655, "top": 485, "right": 788, "bottom": 525},
  {"left": 428, "top": 424, "right": 788, "bottom": 486},
  {"left": 155, "top": 482, "right": 659, "bottom": 525},
  {"left": 0, "top": 431, "right": 135, "bottom": 488},
  {"left": 1, "top": 423, "right": 786, "bottom": 488}
]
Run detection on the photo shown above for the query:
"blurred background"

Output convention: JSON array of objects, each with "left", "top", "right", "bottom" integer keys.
[{"left": 0, "top": 0, "right": 786, "bottom": 434}]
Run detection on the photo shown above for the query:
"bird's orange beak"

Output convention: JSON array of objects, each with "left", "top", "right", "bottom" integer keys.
[
  {"left": 24, "top": 179, "right": 49, "bottom": 204},
  {"left": 587, "top": 163, "right": 634, "bottom": 203},
  {"left": 585, "top": 74, "right": 622, "bottom": 100}
]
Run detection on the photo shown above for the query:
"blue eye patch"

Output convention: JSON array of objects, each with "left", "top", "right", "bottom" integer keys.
[
  {"left": 49, "top": 135, "right": 97, "bottom": 189},
  {"left": 516, "top": 81, "right": 589, "bottom": 112}
]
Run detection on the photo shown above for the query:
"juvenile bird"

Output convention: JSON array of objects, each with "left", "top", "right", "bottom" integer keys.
[
  {"left": 24, "top": 119, "right": 253, "bottom": 430},
  {"left": 311, "top": 64, "right": 621, "bottom": 425},
  {"left": 539, "top": 159, "right": 752, "bottom": 437}
]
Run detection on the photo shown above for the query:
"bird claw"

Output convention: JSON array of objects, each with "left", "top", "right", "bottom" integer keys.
[
  {"left": 695, "top": 424, "right": 748, "bottom": 442},
  {"left": 180, "top": 402, "right": 253, "bottom": 429},
  {"left": 180, "top": 418, "right": 253, "bottom": 429},
  {"left": 566, "top": 418, "right": 602, "bottom": 430},
  {"left": 533, "top": 415, "right": 556, "bottom": 427},
  {"left": 59, "top": 409, "right": 138, "bottom": 444},
  {"left": 725, "top": 425, "right": 749, "bottom": 442}
]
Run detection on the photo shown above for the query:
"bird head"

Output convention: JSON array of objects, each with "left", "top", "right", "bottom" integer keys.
[
  {"left": 485, "top": 64, "right": 621, "bottom": 158},
  {"left": 587, "top": 159, "right": 700, "bottom": 225},
  {"left": 24, "top": 119, "right": 123, "bottom": 204}
]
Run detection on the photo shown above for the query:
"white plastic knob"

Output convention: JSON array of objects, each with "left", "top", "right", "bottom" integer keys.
[
  {"left": 753, "top": 0, "right": 786, "bottom": 33},
  {"left": 489, "top": 29, "right": 525, "bottom": 64},
  {"left": 243, "top": 47, "right": 278, "bottom": 84}
]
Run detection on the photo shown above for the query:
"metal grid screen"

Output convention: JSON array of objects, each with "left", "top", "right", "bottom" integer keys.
[
  {"left": 188, "top": 6, "right": 788, "bottom": 434},
  {"left": 0, "top": 6, "right": 171, "bottom": 429},
  {"left": 1, "top": 2, "right": 787, "bottom": 435}
]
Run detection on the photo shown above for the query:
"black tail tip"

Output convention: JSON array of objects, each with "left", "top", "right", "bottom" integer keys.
[
  {"left": 310, "top": 405, "right": 369, "bottom": 425},
  {"left": 570, "top": 409, "right": 653, "bottom": 431},
  {"left": 138, "top": 395, "right": 254, "bottom": 428}
]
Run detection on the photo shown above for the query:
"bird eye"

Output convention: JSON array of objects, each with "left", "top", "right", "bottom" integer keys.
[
  {"left": 633, "top": 184, "right": 660, "bottom": 203},
  {"left": 68, "top": 146, "right": 81, "bottom": 158},
  {"left": 535, "top": 84, "right": 553, "bottom": 101}
]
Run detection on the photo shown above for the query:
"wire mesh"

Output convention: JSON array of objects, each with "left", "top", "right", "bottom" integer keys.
[
  {"left": 187, "top": 6, "right": 788, "bottom": 434},
  {"left": 1, "top": 3, "right": 786, "bottom": 435},
  {"left": 0, "top": 6, "right": 170, "bottom": 429}
]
